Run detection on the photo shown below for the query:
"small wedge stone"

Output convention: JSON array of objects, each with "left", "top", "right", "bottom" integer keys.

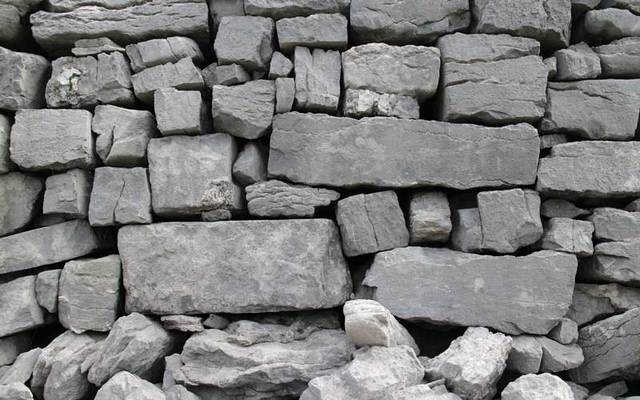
[{"left": 43, "top": 169, "right": 91, "bottom": 219}]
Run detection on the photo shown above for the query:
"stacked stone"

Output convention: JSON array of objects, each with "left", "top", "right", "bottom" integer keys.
[{"left": 1, "top": 0, "right": 640, "bottom": 399}]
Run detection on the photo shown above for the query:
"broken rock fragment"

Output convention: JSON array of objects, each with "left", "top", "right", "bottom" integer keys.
[
  {"left": 35, "top": 270, "right": 61, "bottom": 314},
  {"left": 160, "top": 315, "right": 204, "bottom": 333},
  {"left": 342, "top": 89, "right": 420, "bottom": 119},
  {"left": 581, "top": 239, "right": 640, "bottom": 286},
  {"left": 548, "top": 318, "right": 579, "bottom": 345},
  {"left": 246, "top": 180, "right": 339, "bottom": 218},
  {"left": 0, "top": 383, "right": 32, "bottom": 400},
  {"left": 245, "top": 0, "right": 350, "bottom": 19},
  {"left": 71, "top": 37, "right": 124, "bottom": 56},
  {"left": 535, "top": 337, "right": 584, "bottom": 372},
  {"left": 0, "top": 334, "right": 32, "bottom": 367},
  {"left": 568, "top": 283, "right": 640, "bottom": 326},
  {"left": 450, "top": 208, "right": 483, "bottom": 253},
  {"left": 588, "top": 207, "right": 640, "bottom": 241},
  {"left": 202, "top": 63, "right": 250, "bottom": 87},
  {"left": 583, "top": 8, "right": 640, "bottom": 41},
  {"left": 540, "top": 218, "right": 594, "bottom": 257},
  {"left": 0, "top": 47, "right": 49, "bottom": 111},
  {"left": 1, "top": 276, "right": 46, "bottom": 338},
  {"left": 595, "top": 37, "right": 640, "bottom": 78},
  {"left": 0, "top": 348, "right": 41, "bottom": 385},
  {"left": 501, "top": 373, "right": 573, "bottom": 400},
  {"left": 276, "top": 13, "right": 348, "bottom": 52},
  {"left": 294, "top": 47, "right": 341, "bottom": 113},
  {"left": 154, "top": 88, "right": 203, "bottom": 136},
  {"left": 554, "top": 42, "right": 602, "bottom": 81},
  {"left": 43, "top": 169, "right": 91, "bottom": 219},
  {"left": 275, "top": 77, "right": 295, "bottom": 114},
  {"left": 268, "top": 51, "right": 293, "bottom": 78},
  {"left": 0, "top": 172, "right": 43, "bottom": 237},
  {"left": 131, "top": 57, "right": 204, "bottom": 104},
  {"left": 408, "top": 191, "right": 451, "bottom": 244},
  {"left": 126, "top": 36, "right": 203, "bottom": 73},
  {"left": 232, "top": 141, "right": 267, "bottom": 186},
  {"left": 214, "top": 16, "right": 274, "bottom": 71},
  {"left": 507, "top": 335, "right": 543, "bottom": 374},
  {"left": 95, "top": 371, "right": 165, "bottom": 400}
]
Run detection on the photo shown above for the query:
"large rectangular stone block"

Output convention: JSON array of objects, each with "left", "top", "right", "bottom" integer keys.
[
  {"left": 118, "top": 220, "right": 352, "bottom": 314},
  {"left": 268, "top": 112, "right": 540, "bottom": 190}
]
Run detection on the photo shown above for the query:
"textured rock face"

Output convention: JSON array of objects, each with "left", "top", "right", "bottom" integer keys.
[
  {"left": 125, "top": 36, "right": 203, "bottom": 73},
  {"left": 232, "top": 142, "right": 267, "bottom": 186},
  {"left": 130, "top": 57, "right": 204, "bottom": 104},
  {"left": 535, "top": 337, "right": 583, "bottom": 373},
  {"left": 507, "top": 336, "right": 543, "bottom": 374},
  {"left": 0, "top": 348, "right": 42, "bottom": 385},
  {"left": 540, "top": 218, "right": 594, "bottom": 257},
  {"left": 0, "top": 383, "right": 33, "bottom": 400},
  {"left": 1, "top": 276, "right": 46, "bottom": 338},
  {"left": 589, "top": 207, "right": 640, "bottom": 242},
  {"left": 35, "top": 270, "right": 61, "bottom": 314},
  {"left": 95, "top": 371, "right": 166, "bottom": 400},
  {"left": 89, "top": 167, "right": 152, "bottom": 226},
  {"left": 276, "top": 13, "right": 348, "bottom": 52},
  {"left": 554, "top": 42, "right": 602, "bottom": 81},
  {"left": 246, "top": 180, "right": 340, "bottom": 217},
  {"left": 72, "top": 37, "right": 125, "bottom": 56},
  {"left": 269, "top": 51, "right": 293, "bottom": 78},
  {"left": 0, "top": 173, "right": 43, "bottom": 237},
  {"left": 294, "top": 47, "right": 341, "bottom": 113},
  {"left": 342, "top": 89, "right": 420, "bottom": 119},
  {"left": 43, "top": 169, "right": 91, "bottom": 218},
  {"left": 245, "top": 0, "right": 350, "bottom": 18},
  {"left": 214, "top": 16, "right": 274, "bottom": 71},
  {"left": 438, "top": 33, "right": 540, "bottom": 63},
  {"left": 541, "top": 200, "right": 590, "bottom": 219},
  {"left": 581, "top": 239, "right": 640, "bottom": 286},
  {"left": 568, "top": 283, "right": 640, "bottom": 326},
  {"left": 154, "top": 89, "right": 202, "bottom": 136},
  {"left": 269, "top": 113, "right": 540, "bottom": 189},
  {"left": 596, "top": 37, "right": 640, "bottom": 78},
  {"left": 408, "top": 191, "right": 451, "bottom": 244},
  {"left": 350, "top": 0, "right": 470, "bottom": 44},
  {"left": 0, "top": 47, "right": 50, "bottom": 111},
  {"left": 583, "top": 8, "right": 640, "bottom": 42},
  {"left": 118, "top": 220, "right": 351, "bottom": 314},
  {"left": 451, "top": 208, "right": 483, "bottom": 253},
  {"left": 0, "top": 115, "right": 12, "bottom": 174},
  {"left": 501, "top": 373, "right": 573, "bottom": 400},
  {"left": 0, "top": 334, "right": 32, "bottom": 367},
  {"left": 363, "top": 248, "right": 577, "bottom": 335}
]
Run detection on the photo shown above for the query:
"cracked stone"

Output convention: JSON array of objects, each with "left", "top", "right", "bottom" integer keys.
[
  {"left": 596, "top": 37, "right": 640, "bottom": 78},
  {"left": 342, "top": 89, "right": 420, "bottom": 119},
  {"left": 580, "top": 239, "right": 640, "bottom": 286},
  {"left": 535, "top": 337, "right": 584, "bottom": 372},
  {"left": 130, "top": 57, "right": 204, "bottom": 104},
  {"left": 276, "top": 13, "right": 347, "bottom": 52},
  {"left": 0, "top": 172, "right": 43, "bottom": 237},
  {"left": 125, "top": 36, "right": 203, "bottom": 73},
  {"left": 232, "top": 141, "right": 267, "bottom": 186},
  {"left": 244, "top": 0, "right": 349, "bottom": 19},
  {"left": 0, "top": 276, "right": 46, "bottom": 338},
  {"left": 507, "top": 336, "right": 543, "bottom": 374},
  {"left": 43, "top": 169, "right": 91, "bottom": 219},
  {"left": 246, "top": 180, "right": 339, "bottom": 218},
  {"left": 554, "top": 42, "right": 602, "bottom": 81},
  {"left": 501, "top": 373, "right": 573, "bottom": 400},
  {"left": 294, "top": 47, "right": 341, "bottom": 113}
]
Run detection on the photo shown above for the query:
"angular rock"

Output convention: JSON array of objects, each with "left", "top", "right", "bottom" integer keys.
[
  {"left": 408, "top": 191, "right": 451, "bottom": 244},
  {"left": 232, "top": 142, "right": 267, "bottom": 187},
  {"left": 165, "top": 385, "right": 199, "bottom": 400},
  {"left": 342, "top": 43, "right": 440, "bottom": 100},
  {"left": 583, "top": 8, "right": 640, "bottom": 42},
  {"left": 507, "top": 336, "right": 543, "bottom": 374},
  {"left": 0, "top": 220, "right": 100, "bottom": 275},
  {"left": 424, "top": 327, "right": 511, "bottom": 400},
  {"left": 214, "top": 16, "right": 274, "bottom": 71},
  {"left": 501, "top": 373, "right": 573, "bottom": 400},
  {"left": 95, "top": 52, "right": 135, "bottom": 105},
  {"left": 71, "top": 37, "right": 124, "bottom": 56},
  {"left": 541, "top": 199, "right": 590, "bottom": 219},
  {"left": 276, "top": 13, "right": 348, "bottom": 52},
  {"left": 595, "top": 37, "right": 640, "bottom": 78},
  {"left": 160, "top": 315, "right": 204, "bottom": 333},
  {"left": 202, "top": 314, "right": 229, "bottom": 330},
  {"left": 581, "top": 239, "right": 640, "bottom": 286},
  {"left": 202, "top": 63, "right": 250, "bottom": 87},
  {"left": 88, "top": 313, "right": 178, "bottom": 386},
  {"left": 537, "top": 141, "right": 640, "bottom": 198},
  {"left": 148, "top": 134, "right": 241, "bottom": 217},
  {"left": 92, "top": 105, "right": 157, "bottom": 167},
  {"left": 548, "top": 318, "right": 579, "bottom": 345},
  {"left": 269, "top": 113, "right": 540, "bottom": 189},
  {"left": 10, "top": 109, "right": 95, "bottom": 172},
  {"left": 438, "top": 33, "right": 540, "bottom": 63},
  {"left": 208, "top": 0, "right": 244, "bottom": 32},
  {"left": 567, "top": 381, "right": 589, "bottom": 400},
  {"left": 245, "top": 0, "right": 349, "bottom": 19},
  {"left": 154, "top": 88, "right": 202, "bottom": 136},
  {"left": 568, "top": 283, "right": 640, "bottom": 326},
  {"left": 246, "top": 180, "right": 339, "bottom": 218},
  {"left": 450, "top": 208, "right": 483, "bottom": 253},
  {"left": 540, "top": 133, "right": 569, "bottom": 150},
  {"left": 89, "top": 167, "right": 152, "bottom": 226},
  {"left": 570, "top": 308, "right": 640, "bottom": 383},
  {"left": 545, "top": 56, "right": 558, "bottom": 79},
  {"left": 0, "top": 5, "right": 28, "bottom": 48},
  {"left": 0, "top": 47, "right": 49, "bottom": 111},
  {"left": 294, "top": 47, "right": 341, "bottom": 113},
  {"left": 535, "top": 337, "right": 584, "bottom": 372},
  {"left": 0, "top": 115, "right": 12, "bottom": 174},
  {"left": 628, "top": 198, "right": 640, "bottom": 211},
  {"left": 595, "top": 381, "right": 629, "bottom": 397},
  {"left": 43, "top": 169, "right": 91, "bottom": 219},
  {"left": 125, "top": 36, "right": 203, "bottom": 73},
  {"left": 540, "top": 218, "right": 594, "bottom": 257},
  {"left": 363, "top": 248, "right": 578, "bottom": 335},
  {"left": 131, "top": 57, "right": 203, "bottom": 104},
  {"left": 0, "top": 334, "right": 32, "bottom": 367},
  {"left": 95, "top": 371, "right": 166, "bottom": 400},
  {"left": 0, "top": 348, "right": 41, "bottom": 385},
  {"left": 589, "top": 207, "right": 640, "bottom": 241},
  {"left": 473, "top": 0, "right": 572, "bottom": 50},
  {"left": 275, "top": 77, "right": 295, "bottom": 114},
  {"left": 350, "top": 0, "right": 470, "bottom": 44},
  {"left": 0, "top": 382, "right": 32, "bottom": 400},
  {"left": 268, "top": 51, "right": 293, "bottom": 78},
  {"left": 554, "top": 42, "right": 601, "bottom": 81},
  {"left": 342, "top": 89, "right": 420, "bottom": 119},
  {"left": 35, "top": 270, "right": 61, "bottom": 314},
  {"left": 119, "top": 220, "right": 351, "bottom": 314},
  {"left": 0, "top": 173, "right": 43, "bottom": 237},
  {"left": 211, "top": 80, "right": 275, "bottom": 139},
  {"left": 0, "top": 276, "right": 46, "bottom": 338}
]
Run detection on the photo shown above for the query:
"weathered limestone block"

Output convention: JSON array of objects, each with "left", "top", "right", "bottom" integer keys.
[
  {"left": 507, "top": 336, "right": 543, "bottom": 374},
  {"left": 245, "top": 0, "right": 349, "bottom": 18},
  {"left": 88, "top": 313, "right": 178, "bottom": 386},
  {"left": 0, "top": 5, "right": 28, "bottom": 48},
  {"left": 408, "top": 191, "right": 451, "bottom": 244},
  {"left": 0, "top": 173, "right": 43, "bottom": 237},
  {"left": 96, "top": 52, "right": 135, "bottom": 105},
  {"left": 0, "top": 348, "right": 41, "bottom": 385},
  {"left": 554, "top": 42, "right": 601, "bottom": 81},
  {"left": 540, "top": 218, "right": 594, "bottom": 257},
  {"left": 568, "top": 283, "right": 640, "bottom": 326},
  {"left": 211, "top": 80, "right": 275, "bottom": 139},
  {"left": 548, "top": 318, "right": 579, "bottom": 344},
  {"left": 342, "top": 43, "right": 440, "bottom": 100},
  {"left": 246, "top": 180, "right": 339, "bottom": 217},
  {"left": 537, "top": 141, "right": 640, "bottom": 198},
  {"left": 424, "top": 327, "right": 511, "bottom": 400},
  {"left": 0, "top": 334, "right": 32, "bottom": 367},
  {"left": 214, "top": 16, "right": 274, "bottom": 71},
  {"left": 570, "top": 308, "right": 640, "bottom": 383},
  {"left": 589, "top": 207, "right": 640, "bottom": 241},
  {"left": 268, "top": 51, "right": 293, "bottom": 78},
  {"left": 541, "top": 199, "right": 590, "bottom": 219},
  {"left": 601, "top": 0, "right": 640, "bottom": 13},
  {"left": 0, "top": 47, "right": 49, "bottom": 111},
  {"left": 202, "top": 63, "right": 250, "bottom": 87},
  {"left": 0, "top": 383, "right": 32, "bottom": 400},
  {"left": 438, "top": 32, "right": 540, "bottom": 63},
  {"left": 118, "top": 220, "right": 351, "bottom": 314},
  {"left": 542, "top": 80, "right": 640, "bottom": 140},
  {"left": 0, "top": 220, "right": 100, "bottom": 275},
  {"left": 451, "top": 208, "right": 483, "bottom": 253},
  {"left": 583, "top": 9, "right": 640, "bottom": 42},
  {"left": 165, "top": 385, "right": 199, "bottom": 400},
  {"left": 58, "top": 255, "right": 122, "bottom": 334},
  {"left": 535, "top": 337, "right": 584, "bottom": 372},
  {"left": 43, "top": 169, "right": 91, "bottom": 219},
  {"left": 275, "top": 77, "right": 295, "bottom": 114},
  {"left": 95, "top": 371, "right": 166, "bottom": 400},
  {"left": 336, "top": 191, "right": 409, "bottom": 257},
  {"left": 294, "top": 47, "right": 341, "bottom": 113},
  {"left": 208, "top": 0, "right": 244, "bottom": 32},
  {"left": 131, "top": 57, "right": 203, "bottom": 104},
  {"left": 501, "top": 373, "right": 573, "bottom": 400},
  {"left": 350, "top": 0, "right": 470, "bottom": 44},
  {"left": 363, "top": 248, "right": 578, "bottom": 335},
  {"left": 0, "top": 276, "right": 46, "bottom": 338},
  {"left": 148, "top": 134, "right": 241, "bottom": 217},
  {"left": 35, "top": 269, "right": 61, "bottom": 314},
  {"left": 89, "top": 167, "right": 152, "bottom": 226},
  {"left": 540, "top": 133, "right": 570, "bottom": 150},
  {"left": 154, "top": 88, "right": 202, "bottom": 136},
  {"left": 92, "top": 105, "right": 157, "bottom": 167},
  {"left": 232, "top": 142, "right": 267, "bottom": 186},
  {"left": 160, "top": 315, "right": 204, "bottom": 333},
  {"left": 581, "top": 239, "right": 640, "bottom": 286},
  {"left": 269, "top": 113, "right": 540, "bottom": 189},
  {"left": 71, "top": 37, "right": 124, "bottom": 56},
  {"left": 10, "top": 109, "right": 95, "bottom": 171},
  {"left": 596, "top": 37, "right": 640, "bottom": 78},
  {"left": 276, "top": 13, "right": 348, "bottom": 52},
  {"left": 126, "top": 36, "right": 203, "bottom": 73},
  {"left": 0, "top": 115, "right": 12, "bottom": 174},
  {"left": 342, "top": 89, "right": 420, "bottom": 119},
  {"left": 473, "top": 0, "right": 572, "bottom": 50}
]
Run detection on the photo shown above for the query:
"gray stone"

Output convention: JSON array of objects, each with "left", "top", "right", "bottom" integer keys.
[
  {"left": 0, "top": 276, "right": 45, "bottom": 338},
  {"left": 572, "top": 0, "right": 601, "bottom": 14},
  {"left": 344, "top": 299, "right": 418, "bottom": 353},
  {"left": 88, "top": 313, "right": 178, "bottom": 386},
  {"left": 58, "top": 256, "right": 122, "bottom": 334},
  {"left": 537, "top": 141, "right": 640, "bottom": 199},
  {"left": 0, "top": 5, "right": 28, "bottom": 48},
  {"left": 388, "top": 383, "right": 463, "bottom": 400},
  {"left": 154, "top": 88, "right": 202, "bottom": 136},
  {"left": 214, "top": 16, "right": 274, "bottom": 71},
  {"left": 570, "top": 308, "right": 640, "bottom": 383},
  {"left": 583, "top": 8, "right": 640, "bottom": 42},
  {"left": 0, "top": 115, "right": 12, "bottom": 174},
  {"left": 501, "top": 373, "right": 573, "bottom": 400},
  {"left": 202, "top": 314, "right": 229, "bottom": 330},
  {"left": 438, "top": 33, "right": 540, "bottom": 63},
  {"left": 300, "top": 346, "right": 424, "bottom": 400},
  {"left": 545, "top": 56, "right": 558, "bottom": 79},
  {"left": 268, "top": 51, "right": 293, "bottom": 78},
  {"left": 408, "top": 191, "right": 451, "bottom": 244},
  {"left": 337, "top": 191, "right": 409, "bottom": 257},
  {"left": 542, "top": 79, "right": 640, "bottom": 140},
  {"left": 126, "top": 36, "right": 203, "bottom": 73},
  {"left": 0, "top": 0, "right": 41, "bottom": 16},
  {"left": 275, "top": 77, "right": 295, "bottom": 114},
  {"left": 211, "top": 80, "right": 275, "bottom": 139},
  {"left": 541, "top": 199, "right": 590, "bottom": 219},
  {"left": 0, "top": 382, "right": 32, "bottom": 400},
  {"left": 473, "top": 0, "right": 572, "bottom": 51},
  {"left": 0, "top": 220, "right": 101, "bottom": 276},
  {"left": 202, "top": 63, "right": 250, "bottom": 87},
  {"left": 0, "top": 47, "right": 49, "bottom": 111},
  {"left": 589, "top": 207, "right": 640, "bottom": 241},
  {"left": 601, "top": 0, "right": 640, "bottom": 13},
  {"left": 245, "top": 0, "right": 349, "bottom": 18},
  {"left": 276, "top": 13, "right": 348, "bottom": 52},
  {"left": 541, "top": 134, "right": 571, "bottom": 150},
  {"left": 246, "top": 180, "right": 339, "bottom": 218},
  {"left": 554, "top": 42, "right": 602, "bottom": 81},
  {"left": 535, "top": 337, "right": 584, "bottom": 372},
  {"left": 441, "top": 55, "right": 547, "bottom": 125},
  {"left": 148, "top": 134, "right": 241, "bottom": 217},
  {"left": 581, "top": 239, "right": 640, "bottom": 286},
  {"left": 119, "top": 220, "right": 351, "bottom": 314},
  {"left": 0, "top": 334, "right": 32, "bottom": 367},
  {"left": 43, "top": 169, "right": 91, "bottom": 219},
  {"left": 232, "top": 142, "right": 267, "bottom": 186},
  {"left": 549, "top": 319, "right": 579, "bottom": 345},
  {"left": 294, "top": 47, "right": 341, "bottom": 113},
  {"left": 89, "top": 167, "right": 152, "bottom": 226},
  {"left": 96, "top": 52, "right": 135, "bottom": 105},
  {"left": 568, "top": 283, "right": 640, "bottom": 326},
  {"left": 450, "top": 208, "right": 483, "bottom": 253},
  {"left": 165, "top": 385, "right": 200, "bottom": 400},
  {"left": 93, "top": 105, "right": 157, "bottom": 167},
  {"left": 596, "top": 37, "right": 640, "bottom": 78},
  {"left": 0, "top": 173, "right": 43, "bottom": 237},
  {"left": 568, "top": 381, "right": 589, "bottom": 400},
  {"left": 363, "top": 248, "right": 578, "bottom": 335},
  {"left": 628, "top": 198, "right": 640, "bottom": 211},
  {"left": 35, "top": 270, "right": 61, "bottom": 314},
  {"left": 208, "top": 0, "right": 244, "bottom": 32},
  {"left": 131, "top": 57, "right": 203, "bottom": 104},
  {"left": 478, "top": 189, "right": 543, "bottom": 254},
  {"left": 160, "top": 315, "right": 204, "bottom": 333},
  {"left": 269, "top": 113, "right": 540, "bottom": 189},
  {"left": 342, "top": 89, "right": 420, "bottom": 119},
  {"left": 95, "top": 371, "right": 166, "bottom": 400},
  {"left": 342, "top": 43, "right": 440, "bottom": 100},
  {"left": 350, "top": 0, "right": 470, "bottom": 44},
  {"left": 10, "top": 109, "right": 95, "bottom": 172},
  {"left": 540, "top": 218, "right": 594, "bottom": 257},
  {"left": 72, "top": 37, "right": 124, "bottom": 56},
  {"left": 595, "top": 381, "right": 629, "bottom": 397},
  {"left": 507, "top": 336, "right": 543, "bottom": 374},
  {"left": 0, "top": 348, "right": 41, "bottom": 385}
]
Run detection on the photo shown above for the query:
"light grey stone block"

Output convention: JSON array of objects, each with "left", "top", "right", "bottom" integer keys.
[
  {"left": 154, "top": 88, "right": 202, "bottom": 136},
  {"left": 232, "top": 141, "right": 267, "bottom": 186},
  {"left": 0, "top": 172, "right": 43, "bottom": 237},
  {"left": 214, "top": 16, "right": 274, "bottom": 71},
  {"left": 540, "top": 218, "right": 594, "bottom": 257},
  {"left": 342, "top": 89, "right": 420, "bottom": 119},
  {"left": 554, "top": 42, "right": 601, "bottom": 81},
  {"left": 294, "top": 47, "right": 341, "bottom": 113},
  {"left": 275, "top": 77, "right": 295, "bottom": 114},
  {"left": 0, "top": 276, "right": 46, "bottom": 338},
  {"left": 535, "top": 337, "right": 584, "bottom": 372},
  {"left": 408, "top": 191, "right": 451, "bottom": 244},
  {"left": 89, "top": 167, "right": 152, "bottom": 226},
  {"left": 507, "top": 336, "right": 543, "bottom": 374},
  {"left": 0, "top": 334, "right": 32, "bottom": 367},
  {"left": 268, "top": 51, "right": 293, "bottom": 78},
  {"left": 568, "top": 283, "right": 640, "bottom": 326},
  {"left": 246, "top": 180, "right": 339, "bottom": 218},
  {"left": 43, "top": 169, "right": 91, "bottom": 219},
  {"left": 276, "top": 13, "right": 347, "bottom": 52},
  {"left": 245, "top": 0, "right": 350, "bottom": 19},
  {"left": 202, "top": 63, "right": 250, "bottom": 87},
  {"left": 548, "top": 318, "right": 579, "bottom": 345},
  {"left": 208, "top": 0, "right": 244, "bottom": 32},
  {"left": 96, "top": 52, "right": 135, "bottom": 105},
  {"left": 131, "top": 57, "right": 203, "bottom": 104},
  {"left": 160, "top": 315, "right": 204, "bottom": 333},
  {"left": 0, "top": 348, "right": 41, "bottom": 385},
  {"left": 0, "top": 47, "right": 49, "bottom": 111},
  {"left": 451, "top": 208, "right": 483, "bottom": 253},
  {"left": 95, "top": 371, "right": 166, "bottom": 400},
  {"left": 581, "top": 239, "right": 640, "bottom": 286},
  {"left": 35, "top": 270, "right": 61, "bottom": 314},
  {"left": 71, "top": 37, "right": 124, "bottom": 56},
  {"left": 584, "top": 8, "right": 640, "bottom": 41},
  {"left": 589, "top": 207, "right": 640, "bottom": 241},
  {"left": 541, "top": 199, "right": 590, "bottom": 219},
  {"left": 125, "top": 36, "right": 203, "bottom": 73},
  {"left": 501, "top": 374, "right": 573, "bottom": 400},
  {"left": 0, "top": 382, "right": 32, "bottom": 400},
  {"left": 541, "top": 134, "right": 571, "bottom": 150},
  {"left": 596, "top": 37, "right": 640, "bottom": 78},
  {"left": 438, "top": 32, "right": 540, "bottom": 63}
]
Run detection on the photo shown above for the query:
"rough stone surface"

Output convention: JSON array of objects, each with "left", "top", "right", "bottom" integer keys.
[
  {"left": 245, "top": 0, "right": 350, "bottom": 19},
  {"left": 549, "top": 318, "right": 579, "bottom": 345},
  {"left": 0, "top": 115, "right": 12, "bottom": 174},
  {"left": 0, "top": 276, "right": 46, "bottom": 338},
  {"left": 95, "top": 371, "right": 166, "bottom": 400},
  {"left": 246, "top": 180, "right": 340, "bottom": 217},
  {"left": 568, "top": 283, "right": 640, "bottom": 326},
  {"left": 363, "top": 248, "right": 578, "bottom": 335},
  {"left": 0, "top": 47, "right": 49, "bottom": 111},
  {"left": 43, "top": 169, "right": 91, "bottom": 219},
  {"left": 438, "top": 33, "right": 540, "bottom": 63},
  {"left": 0, "top": 348, "right": 41, "bottom": 385},
  {"left": 501, "top": 373, "right": 573, "bottom": 400},
  {"left": 451, "top": 208, "right": 483, "bottom": 253},
  {"left": 507, "top": 336, "right": 543, "bottom": 374},
  {"left": 126, "top": 36, "right": 203, "bottom": 73},
  {"left": 277, "top": 13, "right": 348, "bottom": 52},
  {"left": 0, "top": 334, "right": 32, "bottom": 367},
  {"left": 583, "top": 9, "right": 640, "bottom": 42},
  {"left": 130, "top": 57, "right": 203, "bottom": 104},
  {"left": 202, "top": 63, "right": 250, "bottom": 87},
  {"left": 408, "top": 191, "right": 451, "bottom": 244},
  {"left": 35, "top": 270, "right": 61, "bottom": 314},
  {"left": 165, "top": 385, "right": 199, "bottom": 400},
  {"left": 0, "top": 173, "right": 43, "bottom": 237},
  {"left": 72, "top": 37, "right": 124, "bottom": 56},
  {"left": 268, "top": 51, "right": 293, "bottom": 78},
  {"left": 160, "top": 315, "right": 204, "bottom": 333},
  {"left": 232, "top": 142, "right": 267, "bottom": 187},
  {"left": 0, "top": 5, "right": 28, "bottom": 48},
  {"left": 294, "top": 47, "right": 341, "bottom": 113},
  {"left": 541, "top": 199, "right": 590, "bottom": 219},
  {"left": 214, "top": 16, "right": 274, "bottom": 71},
  {"left": 154, "top": 88, "right": 202, "bottom": 136},
  {"left": 0, "top": 383, "right": 33, "bottom": 400},
  {"left": 581, "top": 239, "right": 640, "bottom": 286},
  {"left": 589, "top": 207, "right": 640, "bottom": 241},
  {"left": 540, "top": 133, "right": 569, "bottom": 150},
  {"left": 89, "top": 167, "right": 152, "bottom": 226},
  {"left": 596, "top": 37, "right": 640, "bottom": 78},
  {"left": 540, "top": 218, "right": 594, "bottom": 257},
  {"left": 342, "top": 89, "right": 420, "bottom": 119},
  {"left": 535, "top": 337, "right": 584, "bottom": 372},
  {"left": 555, "top": 42, "right": 602, "bottom": 81},
  {"left": 275, "top": 77, "right": 295, "bottom": 114}
]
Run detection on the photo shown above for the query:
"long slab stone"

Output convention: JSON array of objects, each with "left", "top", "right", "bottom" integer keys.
[
  {"left": 118, "top": 220, "right": 352, "bottom": 314},
  {"left": 268, "top": 112, "right": 540, "bottom": 189},
  {"left": 0, "top": 220, "right": 101, "bottom": 275},
  {"left": 362, "top": 247, "right": 578, "bottom": 335}
]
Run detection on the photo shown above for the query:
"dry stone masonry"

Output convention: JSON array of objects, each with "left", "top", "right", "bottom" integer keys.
[{"left": 1, "top": 0, "right": 640, "bottom": 399}]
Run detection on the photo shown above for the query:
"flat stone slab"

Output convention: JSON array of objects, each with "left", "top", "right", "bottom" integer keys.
[
  {"left": 276, "top": 13, "right": 348, "bottom": 52},
  {"left": 244, "top": 0, "right": 350, "bottom": 19},
  {"left": 125, "top": 36, "right": 204, "bottom": 73},
  {"left": 268, "top": 112, "right": 540, "bottom": 190},
  {"left": 118, "top": 220, "right": 351, "bottom": 314},
  {"left": 362, "top": 248, "right": 577, "bottom": 335},
  {"left": 438, "top": 33, "right": 540, "bottom": 63},
  {"left": 583, "top": 8, "right": 640, "bottom": 42},
  {"left": 245, "top": 180, "right": 339, "bottom": 217}
]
